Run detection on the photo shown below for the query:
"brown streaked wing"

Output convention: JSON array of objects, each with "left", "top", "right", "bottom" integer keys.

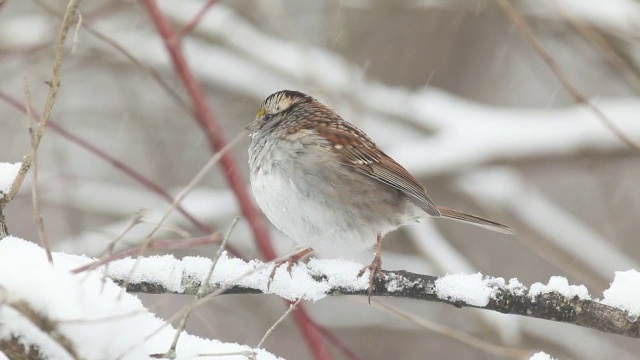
[{"left": 316, "top": 125, "right": 441, "bottom": 217}]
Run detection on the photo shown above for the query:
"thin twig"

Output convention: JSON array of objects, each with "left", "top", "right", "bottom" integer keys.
[
  {"left": 140, "top": 0, "right": 274, "bottom": 261},
  {"left": 496, "top": 0, "right": 640, "bottom": 152},
  {"left": 98, "top": 210, "right": 145, "bottom": 291},
  {"left": 120, "top": 247, "right": 309, "bottom": 359},
  {"left": 178, "top": 0, "right": 220, "bottom": 37},
  {"left": 116, "top": 259, "right": 276, "bottom": 360},
  {"left": 22, "top": 77, "right": 53, "bottom": 264},
  {"left": 32, "top": 0, "right": 193, "bottom": 114},
  {"left": 313, "top": 326, "right": 363, "bottom": 360},
  {"left": 59, "top": 310, "right": 146, "bottom": 324},
  {"left": 6, "top": 0, "right": 83, "bottom": 201},
  {"left": 163, "top": 217, "right": 239, "bottom": 358},
  {"left": 98, "top": 210, "right": 146, "bottom": 260},
  {"left": 117, "top": 132, "right": 245, "bottom": 297},
  {"left": 71, "top": 10, "right": 82, "bottom": 53},
  {"left": 193, "top": 351, "right": 256, "bottom": 358},
  {"left": 0, "top": 90, "right": 244, "bottom": 259},
  {"left": 71, "top": 234, "right": 222, "bottom": 274},
  {"left": 549, "top": 0, "right": 640, "bottom": 94},
  {"left": 2, "top": 292, "right": 82, "bottom": 359},
  {"left": 138, "top": 218, "right": 191, "bottom": 239},
  {"left": 200, "top": 216, "right": 240, "bottom": 297},
  {"left": 0, "top": 91, "right": 221, "bottom": 243},
  {"left": 140, "top": 2, "right": 330, "bottom": 358},
  {"left": 371, "top": 299, "right": 530, "bottom": 359},
  {"left": 257, "top": 298, "right": 302, "bottom": 349}
]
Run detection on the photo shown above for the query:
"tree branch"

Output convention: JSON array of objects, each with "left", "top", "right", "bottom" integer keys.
[
  {"left": 0, "top": 0, "right": 81, "bottom": 240},
  {"left": 109, "top": 263, "right": 640, "bottom": 339},
  {"left": 3, "top": 0, "right": 81, "bottom": 204},
  {"left": 2, "top": 299, "right": 81, "bottom": 359},
  {"left": 496, "top": 0, "right": 640, "bottom": 152}
]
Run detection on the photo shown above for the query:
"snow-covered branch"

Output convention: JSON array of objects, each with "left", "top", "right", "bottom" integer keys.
[
  {"left": 0, "top": 237, "right": 280, "bottom": 360},
  {"left": 98, "top": 243, "right": 640, "bottom": 339}
]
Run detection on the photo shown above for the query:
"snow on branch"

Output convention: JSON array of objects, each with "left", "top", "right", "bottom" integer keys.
[
  {"left": 0, "top": 163, "right": 21, "bottom": 197},
  {"left": 3, "top": 235, "right": 640, "bottom": 359},
  {"left": 0, "top": 237, "right": 280, "bottom": 360},
  {"left": 96, "top": 242, "right": 640, "bottom": 339}
]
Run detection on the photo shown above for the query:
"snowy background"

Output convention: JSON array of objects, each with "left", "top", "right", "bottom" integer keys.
[{"left": 2, "top": 0, "right": 640, "bottom": 359}]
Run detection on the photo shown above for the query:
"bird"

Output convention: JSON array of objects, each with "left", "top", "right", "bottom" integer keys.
[{"left": 245, "top": 90, "right": 513, "bottom": 299}]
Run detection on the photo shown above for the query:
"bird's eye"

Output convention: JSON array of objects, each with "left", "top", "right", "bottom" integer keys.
[{"left": 264, "top": 114, "right": 274, "bottom": 121}]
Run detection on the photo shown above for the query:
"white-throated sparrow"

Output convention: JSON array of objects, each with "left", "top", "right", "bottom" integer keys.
[{"left": 246, "top": 90, "right": 513, "bottom": 298}]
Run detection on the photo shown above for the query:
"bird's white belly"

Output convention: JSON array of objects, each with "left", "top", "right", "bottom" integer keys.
[{"left": 251, "top": 162, "right": 380, "bottom": 255}]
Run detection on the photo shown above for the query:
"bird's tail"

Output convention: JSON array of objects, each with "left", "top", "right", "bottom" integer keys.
[{"left": 437, "top": 206, "right": 514, "bottom": 235}]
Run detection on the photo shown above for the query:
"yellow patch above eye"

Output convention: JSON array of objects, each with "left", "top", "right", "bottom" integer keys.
[{"left": 256, "top": 107, "right": 266, "bottom": 118}]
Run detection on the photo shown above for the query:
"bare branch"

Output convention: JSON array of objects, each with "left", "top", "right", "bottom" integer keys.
[
  {"left": 0, "top": 90, "right": 224, "bottom": 244},
  {"left": 116, "top": 132, "right": 244, "bottom": 296},
  {"left": 177, "top": 0, "right": 220, "bottom": 37},
  {"left": 22, "top": 78, "right": 52, "bottom": 264},
  {"left": 371, "top": 299, "right": 530, "bottom": 359},
  {"left": 257, "top": 298, "right": 302, "bottom": 349},
  {"left": 5, "top": 0, "right": 82, "bottom": 202},
  {"left": 140, "top": 0, "right": 274, "bottom": 261},
  {"left": 496, "top": 0, "right": 640, "bottom": 152},
  {"left": 71, "top": 234, "right": 222, "bottom": 274},
  {"left": 2, "top": 297, "right": 82, "bottom": 359},
  {"left": 32, "top": 0, "right": 193, "bottom": 115},
  {"left": 550, "top": 0, "right": 640, "bottom": 94},
  {"left": 160, "top": 217, "right": 238, "bottom": 359}
]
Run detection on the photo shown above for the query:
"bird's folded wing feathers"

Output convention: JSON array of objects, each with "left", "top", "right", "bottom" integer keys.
[{"left": 317, "top": 125, "right": 441, "bottom": 216}]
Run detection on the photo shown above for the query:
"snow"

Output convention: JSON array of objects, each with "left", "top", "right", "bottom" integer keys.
[
  {"left": 506, "top": 278, "right": 527, "bottom": 296},
  {"left": 530, "top": 351, "right": 557, "bottom": 360},
  {"left": 0, "top": 162, "right": 21, "bottom": 195},
  {"left": 602, "top": 269, "right": 640, "bottom": 319},
  {"left": 108, "top": 254, "right": 595, "bottom": 309},
  {"left": 106, "top": 253, "right": 370, "bottom": 302},
  {"left": 0, "top": 237, "right": 281, "bottom": 360},
  {"left": 435, "top": 273, "right": 497, "bottom": 307},
  {"left": 435, "top": 273, "right": 592, "bottom": 307},
  {"left": 307, "top": 258, "right": 370, "bottom": 292},
  {"left": 529, "top": 276, "right": 590, "bottom": 301},
  {"left": 8, "top": 233, "right": 639, "bottom": 360}
]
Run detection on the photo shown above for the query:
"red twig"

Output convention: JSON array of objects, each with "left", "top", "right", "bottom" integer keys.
[
  {"left": 315, "top": 325, "right": 363, "bottom": 360},
  {"left": 291, "top": 305, "right": 333, "bottom": 360},
  {"left": 71, "top": 234, "right": 222, "bottom": 274},
  {"left": 141, "top": 0, "right": 274, "bottom": 261},
  {"left": 0, "top": 91, "right": 203, "bottom": 231},
  {"left": 0, "top": 90, "right": 245, "bottom": 259},
  {"left": 140, "top": 1, "right": 331, "bottom": 359},
  {"left": 178, "top": 0, "right": 219, "bottom": 37}
]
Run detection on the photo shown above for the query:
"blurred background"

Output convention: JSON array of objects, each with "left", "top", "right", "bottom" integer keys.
[{"left": 2, "top": 0, "right": 640, "bottom": 359}]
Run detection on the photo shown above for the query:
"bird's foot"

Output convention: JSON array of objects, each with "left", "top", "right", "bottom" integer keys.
[
  {"left": 357, "top": 254, "right": 385, "bottom": 304},
  {"left": 267, "top": 248, "right": 313, "bottom": 289}
]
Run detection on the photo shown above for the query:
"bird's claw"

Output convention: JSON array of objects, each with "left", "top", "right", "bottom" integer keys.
[{"left": 357, "top": 255, "right": 385, "bottom": 304}]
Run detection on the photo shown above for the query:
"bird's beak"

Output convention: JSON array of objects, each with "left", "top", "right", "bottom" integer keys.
[{"left": 245, "top": 119, "right": 260, "bottom": 132}]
